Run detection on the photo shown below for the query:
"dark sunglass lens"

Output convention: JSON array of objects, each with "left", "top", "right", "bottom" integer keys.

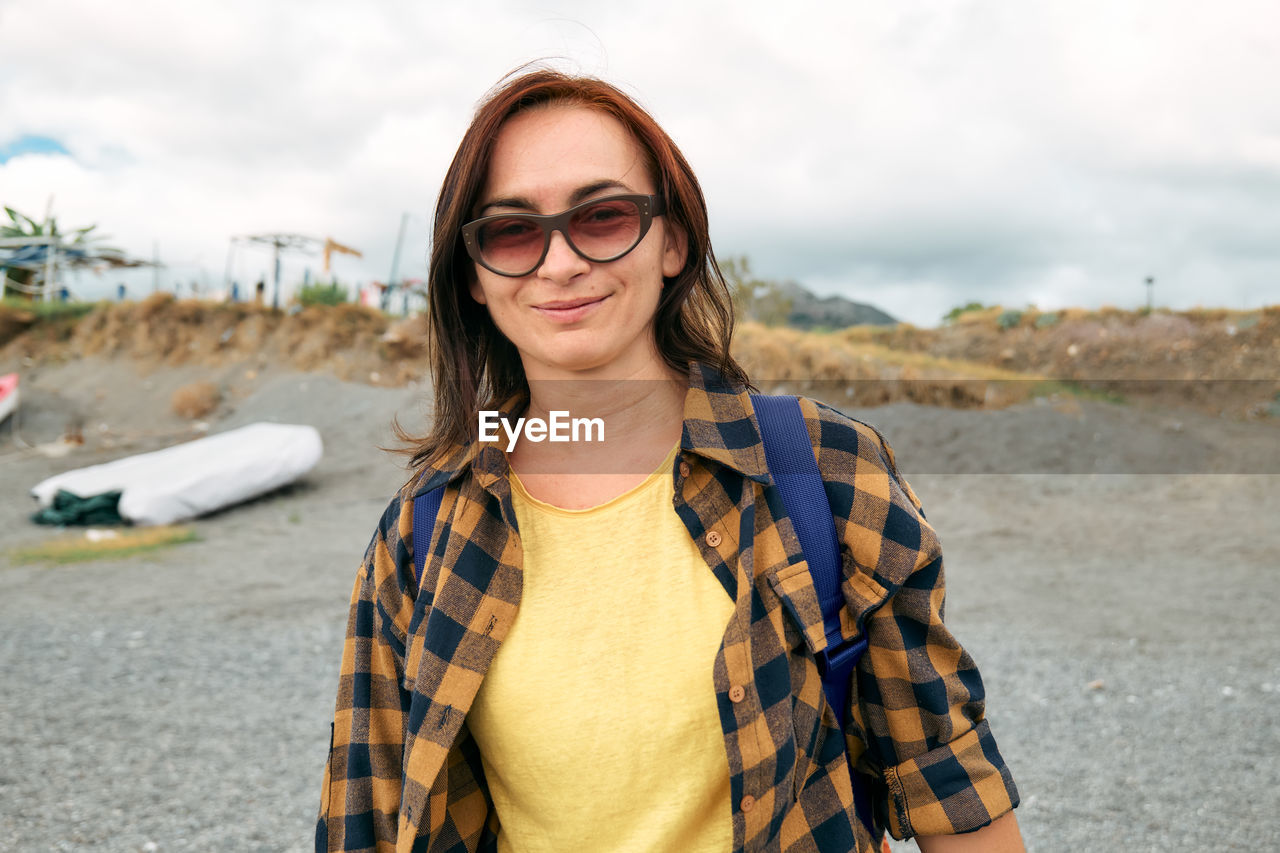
[
  {"left": 477, "top": 217, "right": 544, "bottom": 273},
  {"left": 569, "top": 199, "right": 642, "bottom": 260}
]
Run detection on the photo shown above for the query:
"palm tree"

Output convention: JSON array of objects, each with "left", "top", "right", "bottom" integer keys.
[{"left": 1, "top": 203, "right": 140, "bottom": 300}]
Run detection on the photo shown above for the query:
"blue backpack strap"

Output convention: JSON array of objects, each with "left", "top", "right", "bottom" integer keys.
[
  {"left": 751, "top": 393, "right": 875, "bottom": 836},
  {"left": 412, "top": 486, "right": 444, "bottom": 585}
]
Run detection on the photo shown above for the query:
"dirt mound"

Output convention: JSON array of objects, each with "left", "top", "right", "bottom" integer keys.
[
  {"left": 843, "top": 306, "right": 1280, "bottom": 418},
  {"left": 0, "top": 305, "right": 37, "bottom": 344},
  {"left": 4, "top": 300, "right": 1277, "bottom": 418},
  {"left": 2, "top": 295, "right": 429, "bottom": 386},
  {"left": 732, "top": 323, "right": 1029, "bottom": 409},
  {"left": 850, "top": 305, "right": 1279, "bottom": 379}
]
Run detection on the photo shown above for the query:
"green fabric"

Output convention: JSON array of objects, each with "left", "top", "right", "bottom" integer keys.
[{"left": 31, "top": 489, "right": 125, "bottom": 526}]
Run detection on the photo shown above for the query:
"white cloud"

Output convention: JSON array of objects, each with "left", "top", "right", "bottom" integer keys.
[{"left": 2, "top": 0, "right": 1278, "bottom": 323}]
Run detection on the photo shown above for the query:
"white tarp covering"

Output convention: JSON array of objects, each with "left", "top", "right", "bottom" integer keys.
[{"left": 30, "top": 422, "right": 323, "bottom": 525}]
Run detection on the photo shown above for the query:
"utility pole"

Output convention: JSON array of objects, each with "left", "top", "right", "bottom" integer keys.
[
  {"left": 386, "top": 212, "right": 409, "bottom": 313},
  {"left": 272, "top": 242, "right": 282, "bottom": 309},
  {"left": 40, "top": 196, "right": 56, "bottom": 302},
  {"left": 1145, "top": 276, "right": 1154, "bottom": 312},
  {"left": 223, "top": 237, "right": 239, "bottom": 292},
  {"left": 42, "top": 237, "right": 56, "bottom": 303}
]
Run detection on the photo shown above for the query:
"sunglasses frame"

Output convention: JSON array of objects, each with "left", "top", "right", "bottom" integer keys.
[{"left": 460, "top": 193, "right": 667, "bottom": 277}]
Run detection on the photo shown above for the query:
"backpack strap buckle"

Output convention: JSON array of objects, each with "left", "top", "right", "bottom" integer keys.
[
  {"left": 817, "top": 634, "right": 868, "bottom": 680},
  {"left": 816, "top": 634, "right": 868, "bottom": 729}
]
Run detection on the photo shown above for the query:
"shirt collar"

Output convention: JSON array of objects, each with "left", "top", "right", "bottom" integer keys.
[
  {"left": 411, "top": 361, "right": 770, "bottom": 497},
  {"left": 680, "top": 362, "right": 771, "bottom": 483}
]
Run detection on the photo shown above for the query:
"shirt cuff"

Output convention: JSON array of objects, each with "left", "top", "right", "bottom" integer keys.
[{"left": 882, "top": 719, "right": 1020, "bottom": 839}]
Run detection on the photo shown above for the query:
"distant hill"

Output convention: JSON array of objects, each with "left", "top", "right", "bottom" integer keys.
[{"left": 779, "top": 282, "right": 898, "bottom": 329}]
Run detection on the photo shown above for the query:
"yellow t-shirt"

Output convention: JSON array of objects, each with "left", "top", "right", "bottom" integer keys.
[{"left": 466, "top": 445, "right": 736, "bottom": 852}]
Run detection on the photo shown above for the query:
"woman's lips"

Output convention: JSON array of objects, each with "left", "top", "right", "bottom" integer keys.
[{"left": 531, "top": 294, "right": 608, "bottom": 323}]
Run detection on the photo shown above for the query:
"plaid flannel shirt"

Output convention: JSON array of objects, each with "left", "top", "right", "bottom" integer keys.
[{"left": 316, "top": 363, "right": 1019, "bottom": 853}]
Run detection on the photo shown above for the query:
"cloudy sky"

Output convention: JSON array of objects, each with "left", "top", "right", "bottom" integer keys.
[{"left": 2, "top": 0, "right": 1278, "bottom": 326}]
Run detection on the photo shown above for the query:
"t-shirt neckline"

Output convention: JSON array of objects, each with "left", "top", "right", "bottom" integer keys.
[{"left": 507, "top": 442, "right": 681, "bottom": 517}]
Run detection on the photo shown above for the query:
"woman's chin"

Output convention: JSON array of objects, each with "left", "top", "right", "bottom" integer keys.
[{"left": 521, "top": 343, "right": 640, "bottom": 379}]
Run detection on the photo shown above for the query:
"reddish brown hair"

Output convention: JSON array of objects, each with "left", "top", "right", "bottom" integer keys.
[{"left": 403, "top": 68, "right": 748, "bottom": 472}]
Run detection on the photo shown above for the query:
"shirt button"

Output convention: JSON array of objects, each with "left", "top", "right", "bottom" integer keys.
[
  {"left": 679, "top": 461, "right": 691, "bottom": 478},
  {"left": 729, "top": 685, "right": 746, "bottom": 703},
  {"left": 706, "top": 530, "right": 722, "bottom": 548},
  {"left": 740, "top": 795, "right": 755, "bottom": 813}
]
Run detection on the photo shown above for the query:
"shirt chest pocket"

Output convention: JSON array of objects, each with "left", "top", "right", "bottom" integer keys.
[{"left": 763, "top": 560, "right": 838, "bottom": 799}]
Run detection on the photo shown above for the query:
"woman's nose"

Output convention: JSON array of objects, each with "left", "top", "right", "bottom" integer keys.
[{"left": 537, "top": 229, "right": 590, "bottom": 282}]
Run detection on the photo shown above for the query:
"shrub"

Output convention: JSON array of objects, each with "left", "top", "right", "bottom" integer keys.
[
  {"left": 1034, "top": 312, "right": 1060, "bottom": 328},
  {"left": 0, "top": 297, "right": 100, "bottom": 321},
  {"left": 297, "top": 282, "right": 348, "bottom": 307},
  {"left": 943, "top": 301, "right": 986, "bottom": 324},
  {"left": 997, "top": 309, "right": 1023, "bottom": 330}
]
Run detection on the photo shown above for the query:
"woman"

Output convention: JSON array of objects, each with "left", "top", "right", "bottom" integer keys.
[{"left": 316, "top": 69, "right": 1024, "bottom": 853}]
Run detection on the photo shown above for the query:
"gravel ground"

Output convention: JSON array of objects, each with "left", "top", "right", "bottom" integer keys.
[{"left": 1, "top": 359, "right": 1277, "bottom": 852}]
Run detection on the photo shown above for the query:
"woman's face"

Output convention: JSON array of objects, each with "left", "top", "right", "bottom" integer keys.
[{"left": 467, "top": 105, "right": 686, "bottom": 381}]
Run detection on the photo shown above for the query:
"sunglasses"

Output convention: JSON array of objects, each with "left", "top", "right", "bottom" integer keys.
[{"left": 461, "top": 193, "right": 666, "bottom": 277}]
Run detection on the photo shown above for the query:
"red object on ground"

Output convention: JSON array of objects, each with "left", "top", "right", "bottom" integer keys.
[{"left": 0, "top": 372, "right": 18, "bottom": 424}]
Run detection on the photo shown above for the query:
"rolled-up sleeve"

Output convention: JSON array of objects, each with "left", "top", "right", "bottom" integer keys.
[
  {"left": 317, "top": 496, "right": 415, "bottom": 852},
  {"left": 858, "top": 552, "right": 1019, "bottom": 838},
  {"left": 813, "top": 401, "right": 1019, "bottom": 839}
]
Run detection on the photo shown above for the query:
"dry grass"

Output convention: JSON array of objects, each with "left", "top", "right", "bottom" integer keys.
[
  {"left": 10, "top": 526, "right": 200, "bottom": 565},
  {"left": 732, "top": 322, "right": 1049, "bottom": 409},
  {"left": 2, "top": 297, "right": 413, "bottom": 383},
  {"left": 171, "top": 380, "right": 222, "bottom": 419},
  {"left": 380, "top": 313, "right": 431, "bottom": 361}
]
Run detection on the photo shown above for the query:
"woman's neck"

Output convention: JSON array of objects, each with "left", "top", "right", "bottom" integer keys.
[{"left": 506, "top": 364, "right": 687, "bottom": 508}]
